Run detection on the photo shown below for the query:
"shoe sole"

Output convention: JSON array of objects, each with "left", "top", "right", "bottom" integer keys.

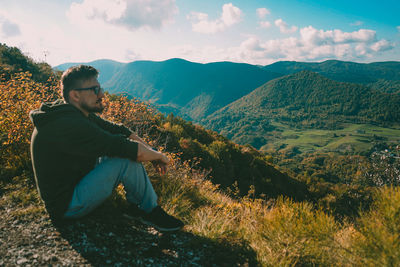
[
  {"left": 123, "top": 213, "right": 183, "bottom": 232},
  {"left": 139, "top": 218, "right": 183, "bottom": 232}
]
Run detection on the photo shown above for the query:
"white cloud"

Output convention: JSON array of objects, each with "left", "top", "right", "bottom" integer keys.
[
  {"left": 397, "top": 26, "right": 400, "bottom": 32},
  {"left": 274, "top": 19, "right": 298, "bottom": 34},
  {"left": 259, "top": 21, "right": 271, "bottom": 29},
  {"left": 355, "top": 43, "right": 369, "bottom": 57},
  {"left": 67, "top": 0, "right": 178, "bottom": 30},
  {"left": 124, "top": 49, "right": 143, "bottom": 61},
  {"left": 0, "top": 15, "right": 21, "bottom": 38},
  {"left": 187, "top": 3, "right": 242, "bottom": 34},
  {"left": 241, "top": 37, "right": 264, "bottom": 51},
  {"left": 333, "top": 29, "right": 376, "bottom": 43},
  {"left": 221, "top": 3, "right": 242, "bottom": 26},
  {"left": 231, "top": 26, "right": 394, "bottom": 64},
  {"left": 300, "top": 26, "right": 376, "bottom": 46},
  {"left": 334, "top": 44, "right": 352, "bottom": 58},
  {"left": 256, "top": 8, "right": 270, "bottom": 19},
  {"left": 370, "top": 39, "right": 394, "bottom": 52}
]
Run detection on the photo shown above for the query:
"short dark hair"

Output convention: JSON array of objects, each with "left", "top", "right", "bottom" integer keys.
[{"left": 60, "top": 65, "right": 99, "bottom": 102}]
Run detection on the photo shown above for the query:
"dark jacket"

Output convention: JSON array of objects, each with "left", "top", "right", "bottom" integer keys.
[{"left": 29, "top": 100, "right": 138, "bottom": 220}]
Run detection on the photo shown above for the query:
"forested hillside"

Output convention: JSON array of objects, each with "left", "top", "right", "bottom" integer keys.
[
  {"left": 0, "top": 43, "right": 56, "bottom": 83},
  {"left": 204, "top": 70, "right": 400, "bottom": 149},
  {"left": 56, "top": 58, "right": 400, "bottom": 126},
  {"left": 263, "top": 60, "right": 400, "bottom": 84}
]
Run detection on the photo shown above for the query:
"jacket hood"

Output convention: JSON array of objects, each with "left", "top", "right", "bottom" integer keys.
[{"left": 29, "top": 99, "right": 83, "bottom": 128}]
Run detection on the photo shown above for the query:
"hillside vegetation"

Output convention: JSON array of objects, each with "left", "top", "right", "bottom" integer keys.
[
  {"left": 0, "top": 43, "right": 56, "bottom": 83},
  {"left": 55, "top": 58, "right": 400, "bottom": 124},
  {"left": 204, "top": 71, "right": 400, "bottom": 149},
  {"left": 2, "top": 44, "right": 400, "bottom": 266},
  {"left": 263, "top": 60, "right": 400, "bottom": 84}
]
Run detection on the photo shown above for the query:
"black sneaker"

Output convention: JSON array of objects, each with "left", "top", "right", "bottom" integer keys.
[
  {"left": 123, "top": 203, "right": 146, "bottom": 220},
  {"left": 141, "top": 206, "right": 184, "bottom": 232}
]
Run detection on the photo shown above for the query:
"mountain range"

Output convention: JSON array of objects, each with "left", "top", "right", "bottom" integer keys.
[
  {"left": 55, "top": 58, "right": 400, "bottom": 149},
  {"left": 56, "top": 58, "right": 281, "bottom": 121}
]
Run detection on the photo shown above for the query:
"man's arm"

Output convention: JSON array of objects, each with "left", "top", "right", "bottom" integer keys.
[
  {"left": 54, "top": 116, "right": 138, "bottom": 162},
  {"left": 129, "top": 133, "right": 151, "bottom": 149},
  {"left": 136, "top": 143, "right": 168, "bottom": 162},
  {"left": 89, "top": 114, "right": 132, "bottom": 137},
  {"left": 90, "top": 114, "right": 168, "bottom": 173},
  {"left": 136, "top": 143, "right": 169, "bottom": 175}
]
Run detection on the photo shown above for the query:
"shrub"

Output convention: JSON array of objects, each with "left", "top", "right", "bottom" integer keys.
[
  {"left": 350, "top": 186, "right": 400, "bottom": 266},
  {"left": 258, "top": 198, "right": 343, "bottom": 266},
  {"left": 0, "top": 72, "right": 59, "bottom": 180}
]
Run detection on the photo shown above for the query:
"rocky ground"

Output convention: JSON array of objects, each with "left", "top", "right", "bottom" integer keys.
[{"left": 0, "top": 179, "right": 258, "bottom": 267}]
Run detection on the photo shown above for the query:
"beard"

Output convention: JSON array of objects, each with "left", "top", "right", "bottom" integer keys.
[{"left": 80, "top": 100, "right": 105, "bottom": 114}]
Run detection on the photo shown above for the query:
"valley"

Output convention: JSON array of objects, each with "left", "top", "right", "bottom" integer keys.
[{"left": 261, "top": 121, "right": 400, "bottom": 155}]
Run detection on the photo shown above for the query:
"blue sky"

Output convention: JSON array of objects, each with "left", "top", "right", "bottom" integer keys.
[{"left": 0, "top": 0, "right": 399, "bottom": 66}]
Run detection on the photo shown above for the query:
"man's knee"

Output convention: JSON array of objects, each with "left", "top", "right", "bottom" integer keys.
[
  {"left": 129, "top": 160, "right": 144, "bottom": 168},
  {"left": 100, "top": 157, "right": 139, "bottom": 167}
]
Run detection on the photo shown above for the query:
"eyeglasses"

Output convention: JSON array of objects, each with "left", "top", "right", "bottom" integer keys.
[{"left": 73, "top": 85, "right": 104, "bottom": 95}]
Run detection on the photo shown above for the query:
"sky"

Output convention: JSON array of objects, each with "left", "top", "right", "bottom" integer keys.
[{"left": 0, "top": 0, "right": 399, "bottom": 66}]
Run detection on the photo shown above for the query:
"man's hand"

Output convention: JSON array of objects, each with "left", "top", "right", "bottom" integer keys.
[
  {"left": 136, "top": 143, "right": 170, "bottom": 175},
  {"left": 152, "top": 153, "right": 169, "bottom": 175},
  {"left": 131, "top": 133, "right": 170, "bottom": 175},
  {"left": 152, "top": 160, "right": 168, "bottom": 175}
]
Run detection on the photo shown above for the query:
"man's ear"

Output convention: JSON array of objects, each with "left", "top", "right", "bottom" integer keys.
[{"left": 68, "top": 90, "right": 80, "bottom": 103}]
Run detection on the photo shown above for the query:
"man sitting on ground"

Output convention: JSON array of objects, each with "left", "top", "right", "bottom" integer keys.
[{"left": 29, "top": 65, "right": 183, "bottom": 231}]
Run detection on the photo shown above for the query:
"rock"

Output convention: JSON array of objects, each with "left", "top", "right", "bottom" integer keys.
[{"left": 16, "top": 258, "right": 29, "bottom": 265}]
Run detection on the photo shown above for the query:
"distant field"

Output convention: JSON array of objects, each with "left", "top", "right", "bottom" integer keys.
[{"left": 260, "top": 122, "right": 400, "bottom": 155}]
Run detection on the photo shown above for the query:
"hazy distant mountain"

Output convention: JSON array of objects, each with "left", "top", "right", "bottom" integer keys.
[
  {"left": 263, "top": 60, "right": 400, "bottom": 84},
  {"left": 103, "top": 58, "right": 281, "bottom": 121},
  {"left": 56, "top": 58, "right": 281, "bottom": 121},
  {"left": 55, "top": 59, "right": 124, "bottom": 85},
  {"left": 55, "top": 59, "right": 400, "bottom": 122},
  {"left": 204, "top": 70, "right": 400, "bottom": 148}
]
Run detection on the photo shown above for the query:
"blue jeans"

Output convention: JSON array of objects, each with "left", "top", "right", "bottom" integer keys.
[{"left": 64, "top": 157, "right": 158, "bottom": 218}]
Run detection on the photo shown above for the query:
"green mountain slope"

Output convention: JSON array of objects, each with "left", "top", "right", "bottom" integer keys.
[
  {"left": 264, "top": 60, "right": 400, "bottom": 94},
  {"left": 55, "top": 59, "right": 124, "bottom": 85},
  {"left": 263, "top": 60, "right": 400, "bottom": 83},
  {"left": 0, "top": 43, "right": 55, "bottom": 84},
  {"left": 56, "top": 58, "right": 281, "bottom": 121},
  {"left": 368, "top": 79, "right": 400, "bottom": 94},
  {"left": 103, "top": 58, "right": 281, "bottom": 121},
  {"left": 55, "top": 58, "right": 400, "bottom": 122},
  {"left": 203, "top": 70, "right": 400, "bottom": 149}
]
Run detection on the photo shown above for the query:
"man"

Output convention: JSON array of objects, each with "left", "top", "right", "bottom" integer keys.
[{"left": 29, "top": 65, "right": 183, "bottom": 231}]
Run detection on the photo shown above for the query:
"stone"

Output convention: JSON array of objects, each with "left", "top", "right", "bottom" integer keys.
[{"left": 16, "top": 258, "right": 29, "bottom": 265}]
